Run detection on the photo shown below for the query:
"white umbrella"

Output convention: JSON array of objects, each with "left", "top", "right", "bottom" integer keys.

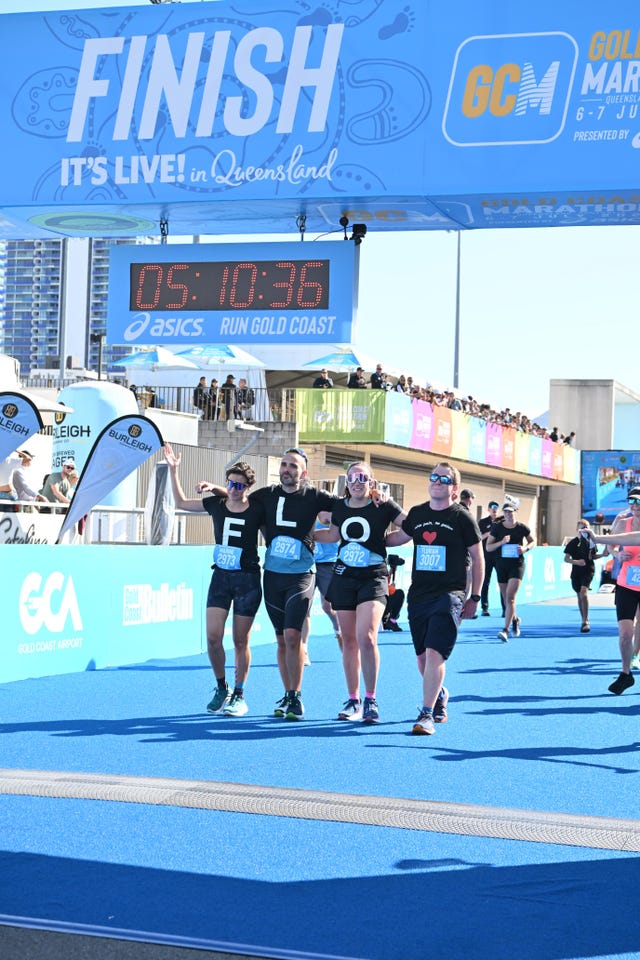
[
  {"left": 302, "top": 347, "right": 401, "bottom": 384},
  {"left": 114, "top": 346, "right": 199, "bottom": 371},
  {"left": 175, "top": 344, "right": 265, "bottom": 367},
  {"left": 302, "top": 347, "right": 380, "bottom": 373}
]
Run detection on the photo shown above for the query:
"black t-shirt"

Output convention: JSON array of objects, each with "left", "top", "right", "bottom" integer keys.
[
  {"left": 479, "top": 513, "right": 501, "bottom": 552},
  {"left": 250, "top": 484, "right": 336, "bottom": 573},
  {"left": 402, "top": 501, "right": 481, "bottom": 602},
  {"left": 489, "top": 520, "right": 531, "bottom": 561},
  {"left": 202, "top": 495, "right": 265, "bottom": 572},
  {"left": 330, "top": 498, "right": 402, "bottom": 573},
  {"left": 564, "top": 534, "right": 597, "bottom": 574}
]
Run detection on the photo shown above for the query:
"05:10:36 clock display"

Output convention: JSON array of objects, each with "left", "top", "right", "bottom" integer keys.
[{"left": 130, "top": 258, "right": 330, "bottom": 312}]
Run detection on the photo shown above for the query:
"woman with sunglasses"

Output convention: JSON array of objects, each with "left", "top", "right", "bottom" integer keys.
[
  {"left": 317, "top": 461, "right": 406, "bottom": 723},
  {"left": 485, "top": 499, "right": 535, "bottom": 642},
  {"left": 583, "top": 489, "right": 640, "bottom": 695},
  {"left": 164, "top": 443, "right": 265, "bottom": 717}
]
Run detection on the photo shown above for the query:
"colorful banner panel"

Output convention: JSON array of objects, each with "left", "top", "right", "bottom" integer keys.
[
  {"left": 296, "top": 389, "right": 386, "bottom": 442},
  {"left": 3, "top": 2, "right": 640, "bottom": 235},
  {"left": 298, "top": 391, "right": 580, "bottom": 483}
]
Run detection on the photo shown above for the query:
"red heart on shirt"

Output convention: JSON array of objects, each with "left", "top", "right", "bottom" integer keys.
[{"left": 422, "top": 531, "right": 437, "bottom": 544}]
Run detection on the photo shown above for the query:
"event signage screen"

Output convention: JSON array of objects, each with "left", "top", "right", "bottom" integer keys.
[
  {"left": 581, "top": 449, "right": 640, "bottom": 523},
  {"left": 107, "top": 241, "right": 356, "bottom": 345}
]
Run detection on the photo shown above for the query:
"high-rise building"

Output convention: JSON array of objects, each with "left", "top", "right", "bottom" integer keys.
[{"left": 0, "top": 236, "right": 156, "bottom": 377}]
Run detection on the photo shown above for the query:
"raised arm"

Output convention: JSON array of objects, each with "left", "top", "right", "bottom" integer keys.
[{"left": 164, "top": 443, "right": 207, "bottom": 512}]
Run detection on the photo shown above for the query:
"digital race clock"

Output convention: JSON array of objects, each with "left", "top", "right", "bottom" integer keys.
[{"left": 107, "top": 241, "right": 357, "bottom": 345}]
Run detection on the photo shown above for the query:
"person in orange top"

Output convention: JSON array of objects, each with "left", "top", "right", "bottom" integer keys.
[{"left": 585, "top": 488, "right": 640, "bottom": 695}]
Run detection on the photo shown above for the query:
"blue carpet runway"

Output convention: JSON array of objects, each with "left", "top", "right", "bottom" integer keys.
[{"left": 1, "top": 596, "right": 640, "bottom": 959}]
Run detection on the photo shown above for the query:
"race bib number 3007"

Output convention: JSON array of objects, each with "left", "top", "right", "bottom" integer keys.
[{"left": 416, "top": 545, "right": 446, "bottom": 572}]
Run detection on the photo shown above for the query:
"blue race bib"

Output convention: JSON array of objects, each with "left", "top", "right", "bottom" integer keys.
[
  {"left": 501, "top": 544, "right": 519, "bottom": 558},
  {"left": 339, "top": 542, "right": 371, "bottom": 567},
  {"left": 416, "top": 545, "right": 446, "bottom": 571},
  {"left": 213, "top": 545, "right": 242, "bottom": 570},
  {"left": 271, "top": 536, "right": 302, "bottom": 560}
]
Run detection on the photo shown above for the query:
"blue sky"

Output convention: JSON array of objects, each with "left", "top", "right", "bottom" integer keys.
[{"left": 3, "top": 0, "right": 638, "bottom": 422}]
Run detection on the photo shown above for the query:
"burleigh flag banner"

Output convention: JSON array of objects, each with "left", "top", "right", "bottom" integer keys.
[
  {"left": 56, "top": 415, "right": 164, "bottom": 543},
  {"left": 0, "top": 392, "right": 43, "bottom": 462},
  {"left": 2, "top": 1, "right": 640, "bottom": 237}
]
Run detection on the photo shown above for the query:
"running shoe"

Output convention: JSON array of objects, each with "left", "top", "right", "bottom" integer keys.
[
  {"left": 511, "top": 617, "right": 521, "bottom": 637},
  {"left": 412, "top": 709, "right": 435, "bottom": 735},
  {"left": 497, "top": 629, "right": 509, "bottom": 643},
  {"left": 362, "top": 697, "right": 380, "bottom": 724},
  {"left": 273, "top": 694, "right": 289, "bottom": 717},
  {"left": 608, "top": 672, "right": 635, "bottom": 695},
  {"left": 223, "top": 693, "right": 248, "bottom": 717},
  {"left": 632, "top": 655, "right": 640, "bottom": 670},
  {"left": 337, "top": 698, "right": 362, "bottom": 720},
  {"left": 206, "top": 684, "right": 230, "bottom": 714},
  {"left": 433, "top": 686, "right": 449, "bottom": 723},
  {"left": 285, "top": 693, "right": 305, "bottom": 720}
]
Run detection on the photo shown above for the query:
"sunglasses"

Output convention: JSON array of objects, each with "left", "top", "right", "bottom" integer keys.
[
  {"left": 347, "top": 473, "right": 372, "bottom": 484},
  {"left": 430, "top": 473, "right": 454, "bottom": 485},
  {"left": 284, "top": 447, "right": 308, "bottom": 464},
  {"left": 629, "top": 498, "right": 640, "bottom": 505},
  {"left": 227, "top": 480, "right": 247, "bottom": 491}
]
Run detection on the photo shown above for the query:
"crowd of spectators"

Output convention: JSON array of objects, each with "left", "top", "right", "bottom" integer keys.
[{"left": 314, "top": 362, "right": 575, "bottom": 444}]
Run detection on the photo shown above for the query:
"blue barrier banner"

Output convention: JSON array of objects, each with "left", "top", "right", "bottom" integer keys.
[
  {"left": 0, "top": 543, "right": 606, "bottom": 684},
  {"left": 4, "top": 2, "right": 640, "bottom": 236}
]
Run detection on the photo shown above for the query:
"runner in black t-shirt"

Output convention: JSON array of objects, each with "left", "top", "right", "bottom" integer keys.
[
  {"left": 386, "top": 462, "right": 483, "bottom": 736},
  {"left": 248, "top": 449, "right": 336, "bottom": 720},
  {"left": 564, "top": 519, "right": 602, "bottom": 633},
  {"left": 164, "top": 444, "right": 265, "bottom": 718},
  {"left": 486, "top": 500, "right": 534, "bottom": 642},
  {"left": 316, "top": 460, "right": 405, "bottom": 724}
]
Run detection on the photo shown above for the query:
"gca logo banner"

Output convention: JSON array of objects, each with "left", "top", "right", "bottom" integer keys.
[
  {"left": 443, "top": 32, "right": 578, "bottom": 146},
  {"left": 19, "top": 572, "right": 83, "bottom": 635}
]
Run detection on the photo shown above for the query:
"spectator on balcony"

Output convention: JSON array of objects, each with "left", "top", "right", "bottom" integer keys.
[
  {"left": 370, "top": 364, "right": 385, "bottom": 389},
  {"left": 312, "top": 368, "right": 333, "bottom": 388},
  {"left": 207, "top": 379, "right": 221, "bottom": 420},
  {"left": 221, "top": 374, "right": 238, "bottom": 420},
  {"left": 347, "top": 367, "right": 367, "bottom": 389},
  {"left": 237, "top": 378, "right": 255, "bottom": 420},
  {"left": 193, "top": 376, "right": 210, "bottom": 417}
]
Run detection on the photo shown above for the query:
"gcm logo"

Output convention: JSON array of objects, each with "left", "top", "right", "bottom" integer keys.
[
  {"left": 443, "top": 33, "right": 577, "bottom": 146},
  {"left": 462, "top": 61, "right": 560, "bottom": 118},
  {"left": 19, "top": 573, "right": 83, "bottom": 635}
]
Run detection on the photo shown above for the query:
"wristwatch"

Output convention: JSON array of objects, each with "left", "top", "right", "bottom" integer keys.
[{"left": 470, "top": 594, "right": 481, "bottom": 602}]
